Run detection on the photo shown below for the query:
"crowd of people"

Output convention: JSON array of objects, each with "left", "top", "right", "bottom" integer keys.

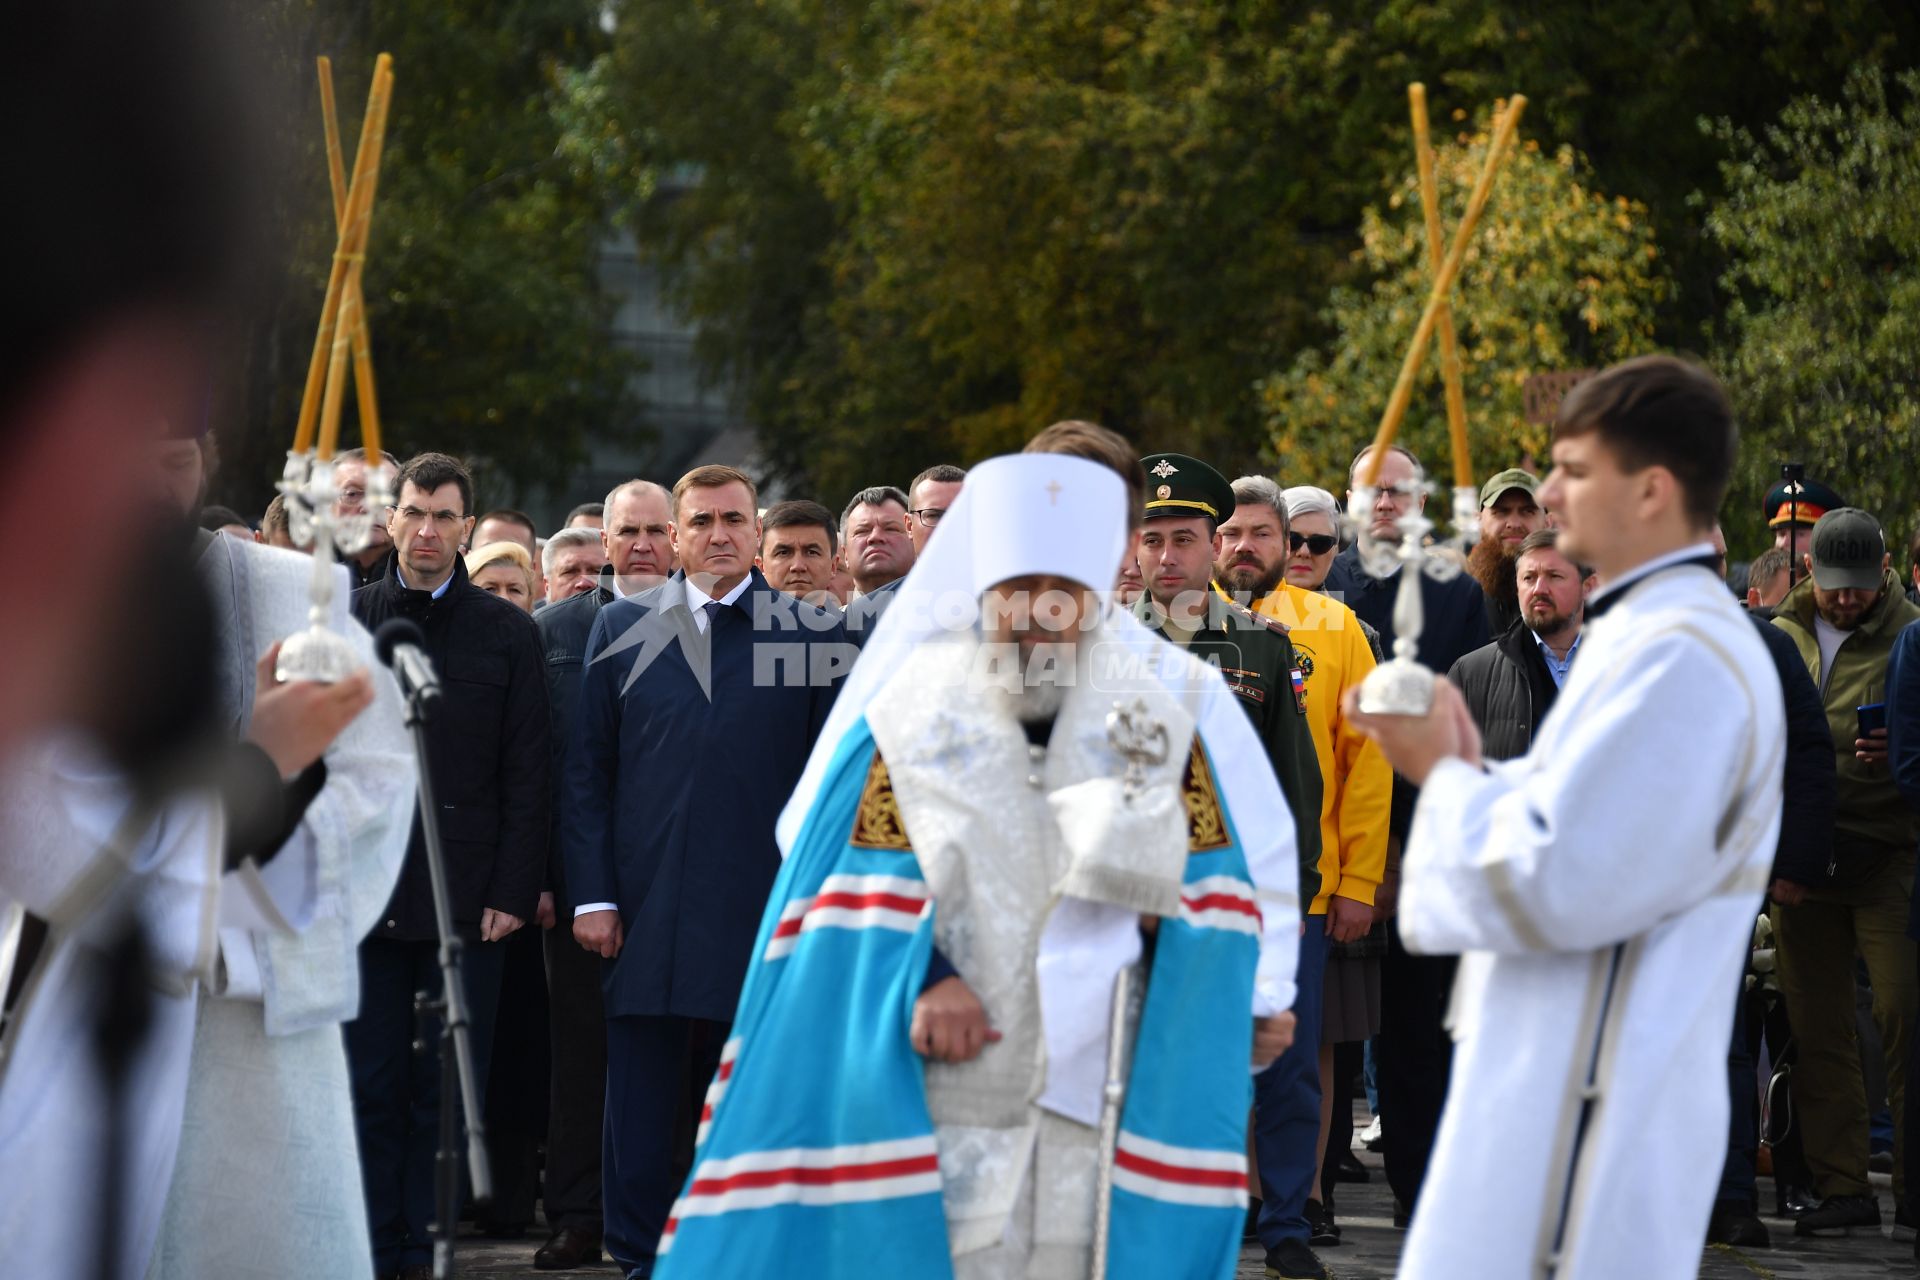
[
  {"left": 10, "top": 14, "right": 1915, "bottom": 1280},
  {"left": 98, "top": 388, "right": 1894, "bottom": 1280}
]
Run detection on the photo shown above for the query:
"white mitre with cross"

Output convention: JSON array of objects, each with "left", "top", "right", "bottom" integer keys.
[{"left": 776, "top": 453, "right": 1132, "bottom": 855}]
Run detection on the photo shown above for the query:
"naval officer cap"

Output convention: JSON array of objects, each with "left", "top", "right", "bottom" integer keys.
[{"left": 1139, "top": 453, "right": 1236, "bottom": 528}]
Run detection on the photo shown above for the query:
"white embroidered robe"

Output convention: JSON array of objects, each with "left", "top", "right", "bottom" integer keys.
[
  {"left": 1399, "top": 559, "right": 1784, "bottom": 1280},
  {"left": 866, "top": 628, "right": 1298, "bottom": 1278}
]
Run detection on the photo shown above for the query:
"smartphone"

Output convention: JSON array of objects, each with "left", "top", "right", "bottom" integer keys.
[{"left": 1858, "top": 702, "right": 1887, "bottom": 737}]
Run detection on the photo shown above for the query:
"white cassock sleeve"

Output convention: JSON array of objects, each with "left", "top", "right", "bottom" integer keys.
[
  {"left": 1402, "top": 632, "right": 1774, "bottom": 956},
  {"left": 245, "top": 626, "right": 415, "bottom": 1032},
  {"left": 210, "top": 553, "right": 415, "bottom": 1026},
  {"left": 1198, "top": 674, "right": 1300, "bottom": 1017}
]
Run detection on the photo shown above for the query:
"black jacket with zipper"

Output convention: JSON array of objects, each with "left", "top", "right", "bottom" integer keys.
[{"left": 351, "top": 554, "right": 550, "bottom": 939}]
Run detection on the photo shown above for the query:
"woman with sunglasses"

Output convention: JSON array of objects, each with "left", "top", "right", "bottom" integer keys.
[{"left": 1281, "top": 489, "right": 1344, "bottom": 592}]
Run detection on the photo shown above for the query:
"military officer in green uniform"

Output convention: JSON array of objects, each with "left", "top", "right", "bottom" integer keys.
[
  {"left": 1132, "top": 452, "right": 1322, "bottom": 900},
  {"left": 1132, "top": 451, "right": 1333, "bottom": 1277}
]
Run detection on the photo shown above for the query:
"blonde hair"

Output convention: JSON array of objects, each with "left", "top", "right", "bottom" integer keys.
[{"left": 465, "top": 539, "right": 534, "bottom": 593}]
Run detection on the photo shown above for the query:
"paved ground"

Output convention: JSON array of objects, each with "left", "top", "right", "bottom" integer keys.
[{"left": 453, "top": 1119, "right": 1919, "bottom": 1278}]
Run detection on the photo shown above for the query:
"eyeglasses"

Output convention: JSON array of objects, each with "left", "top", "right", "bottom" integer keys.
[
  {"left": 1288, "top": 532, "right": 1338, "bottom": 555},
  {"left": 909, "top": 508, "right": 946, "bottom": 526},
  {"left": 394, "top": 505, "right": 464, "bottom": 531}
]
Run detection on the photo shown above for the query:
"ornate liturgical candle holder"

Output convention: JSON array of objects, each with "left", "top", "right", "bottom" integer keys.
[
  {"left": 1346, "top": 481, "right": 1479, "bottom": 715},
  {"left": 274, "top": 450, "right": 395, "bottom": 683}
]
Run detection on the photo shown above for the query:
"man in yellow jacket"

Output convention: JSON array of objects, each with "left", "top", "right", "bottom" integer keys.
[
  {"left": 1218, "top": 475, "right": 1392, "bottom": 1264},
  {"left": 1218, "top": 476, "right": 1390, "bottom": 927}
]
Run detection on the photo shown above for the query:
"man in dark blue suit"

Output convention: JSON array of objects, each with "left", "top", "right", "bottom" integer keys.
[{"left": 564, "top": 464, "right": 852, "bottom": 1279}]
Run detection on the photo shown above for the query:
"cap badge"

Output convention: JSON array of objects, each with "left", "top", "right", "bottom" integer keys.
[
  {"left": 1156, "top": 484, "right": 1172, "bottom": 500},
  {"left": 1150, "top": 459, "right": 1179, "bottom": 478}
]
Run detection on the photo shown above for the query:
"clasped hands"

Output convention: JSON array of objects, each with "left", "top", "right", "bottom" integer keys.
[{"left": 910, "top": 975, "right": 1296, "bottom": 1069}]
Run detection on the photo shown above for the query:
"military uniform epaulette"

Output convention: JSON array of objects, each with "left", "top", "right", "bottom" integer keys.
[{"left": 1216, "top": 597, "right": 1288, "bottom": 635}]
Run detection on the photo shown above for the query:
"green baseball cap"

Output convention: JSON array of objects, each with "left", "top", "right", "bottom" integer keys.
[
  {"left": 1478, "top": 468, "right": 1540, "bottom": 510},
  {"left": 1809, "top": 508, "right": 1886, "bottom": 592}
]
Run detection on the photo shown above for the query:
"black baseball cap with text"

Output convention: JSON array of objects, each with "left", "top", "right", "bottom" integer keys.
[{"left": 1808, "top": 508, "right": 1886, "bottom": 592}]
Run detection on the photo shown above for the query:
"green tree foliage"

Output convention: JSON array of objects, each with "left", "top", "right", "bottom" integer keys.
[
  {"left": 553, "top": 0, "right": 848, "bottom": 489},
  {"left": 568, "top": 0, "right": 1914, "bottom": 507},
  {"left": 1706, "top": 67, "right": 1920, "bottom": 552},
  {"left": 218, "top": 0, "right": 634, "bottom": 515},
  {"left": 1262, "top": 121, "right": 1667, "bottom": 492}
]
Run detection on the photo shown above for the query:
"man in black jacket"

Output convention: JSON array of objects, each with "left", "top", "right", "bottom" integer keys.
[
  {"left": 1324, "top": 443, "right": 1490, "bottom": 1219},
  {"left": 1449, "top": 529, "right": 1591, "bottom": 761},
  {"left": 347, "top": 451, "right": 551, "bottom": 1280}
]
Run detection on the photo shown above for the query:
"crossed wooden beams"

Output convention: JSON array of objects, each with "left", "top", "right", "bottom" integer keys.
[
  {"left": 291, "top": 54, "right": 392, "bottom": 462},
  {"left": 1359, "top": 85, "right": 1528, "bottom": 495}
]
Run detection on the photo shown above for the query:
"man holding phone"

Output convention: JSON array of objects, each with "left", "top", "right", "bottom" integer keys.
[{"left": 1770, "top": 507, "right": 1920, "bottom": 1236}]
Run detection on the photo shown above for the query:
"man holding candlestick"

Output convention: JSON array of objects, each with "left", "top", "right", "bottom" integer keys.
[{"left": 1347, "top": 355, "right": 1784, "bottom": 1279}]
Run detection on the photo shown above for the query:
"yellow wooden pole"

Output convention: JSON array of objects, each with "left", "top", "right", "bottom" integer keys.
[
  {"left": 1360, "top": 93, "right": 1527, "bottom": 489},
  {"left": 315, "top": 59, "right": 393, "bottom": 459},
  {"left": 293, "top": 53, "right": 391, "bottom": 456},
  {"left": 1410, "top": 84, "right": 1474, "bottom": 492},
  {"left": 318, "top": 56, "right": 386, "bottom": 459}
]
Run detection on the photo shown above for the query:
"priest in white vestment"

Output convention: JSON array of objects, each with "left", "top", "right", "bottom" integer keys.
[
  {"left": 745, "top": 453, "right": 1303, "bottom": 1279},
  {"left": 1348, "top": 356, "right": 1784, "bottom": 1280},
  {"left": 0, "top": 522, "right": 404, "bottom": 1279}
]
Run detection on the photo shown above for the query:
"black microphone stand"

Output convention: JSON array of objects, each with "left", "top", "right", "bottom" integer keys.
[{"left": 399, "top": 684, "right": 492, "bottom": 1279}]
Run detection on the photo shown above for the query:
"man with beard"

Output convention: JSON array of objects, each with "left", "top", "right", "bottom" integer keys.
[
  {"left": 655, "top": 452, "right": 1300, "bottom": 1279},
  {"left": 1217, "top": 475, "right": 1390, "bottom": 1253},
  {"left": 1770, "top": 507, "right": 1920, "bottom": 1237},
  {"left": 1449, "top": 529, "right": 1593, "bottom": 762},
  {"left": 1467, "top": 468, "right": 1547, "bottom": 636}
]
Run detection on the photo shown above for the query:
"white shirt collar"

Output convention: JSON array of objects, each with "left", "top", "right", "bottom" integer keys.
[
  {"left": 683, "top": 573, "right": 752, "bottom": 611},
  {"left": 397, "top": 565, "right": 455, "bottom": 600}
]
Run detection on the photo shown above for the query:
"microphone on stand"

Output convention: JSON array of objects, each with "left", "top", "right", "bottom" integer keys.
[{"left": 373, "top": 618, "right": 441, "bottom": 712}]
